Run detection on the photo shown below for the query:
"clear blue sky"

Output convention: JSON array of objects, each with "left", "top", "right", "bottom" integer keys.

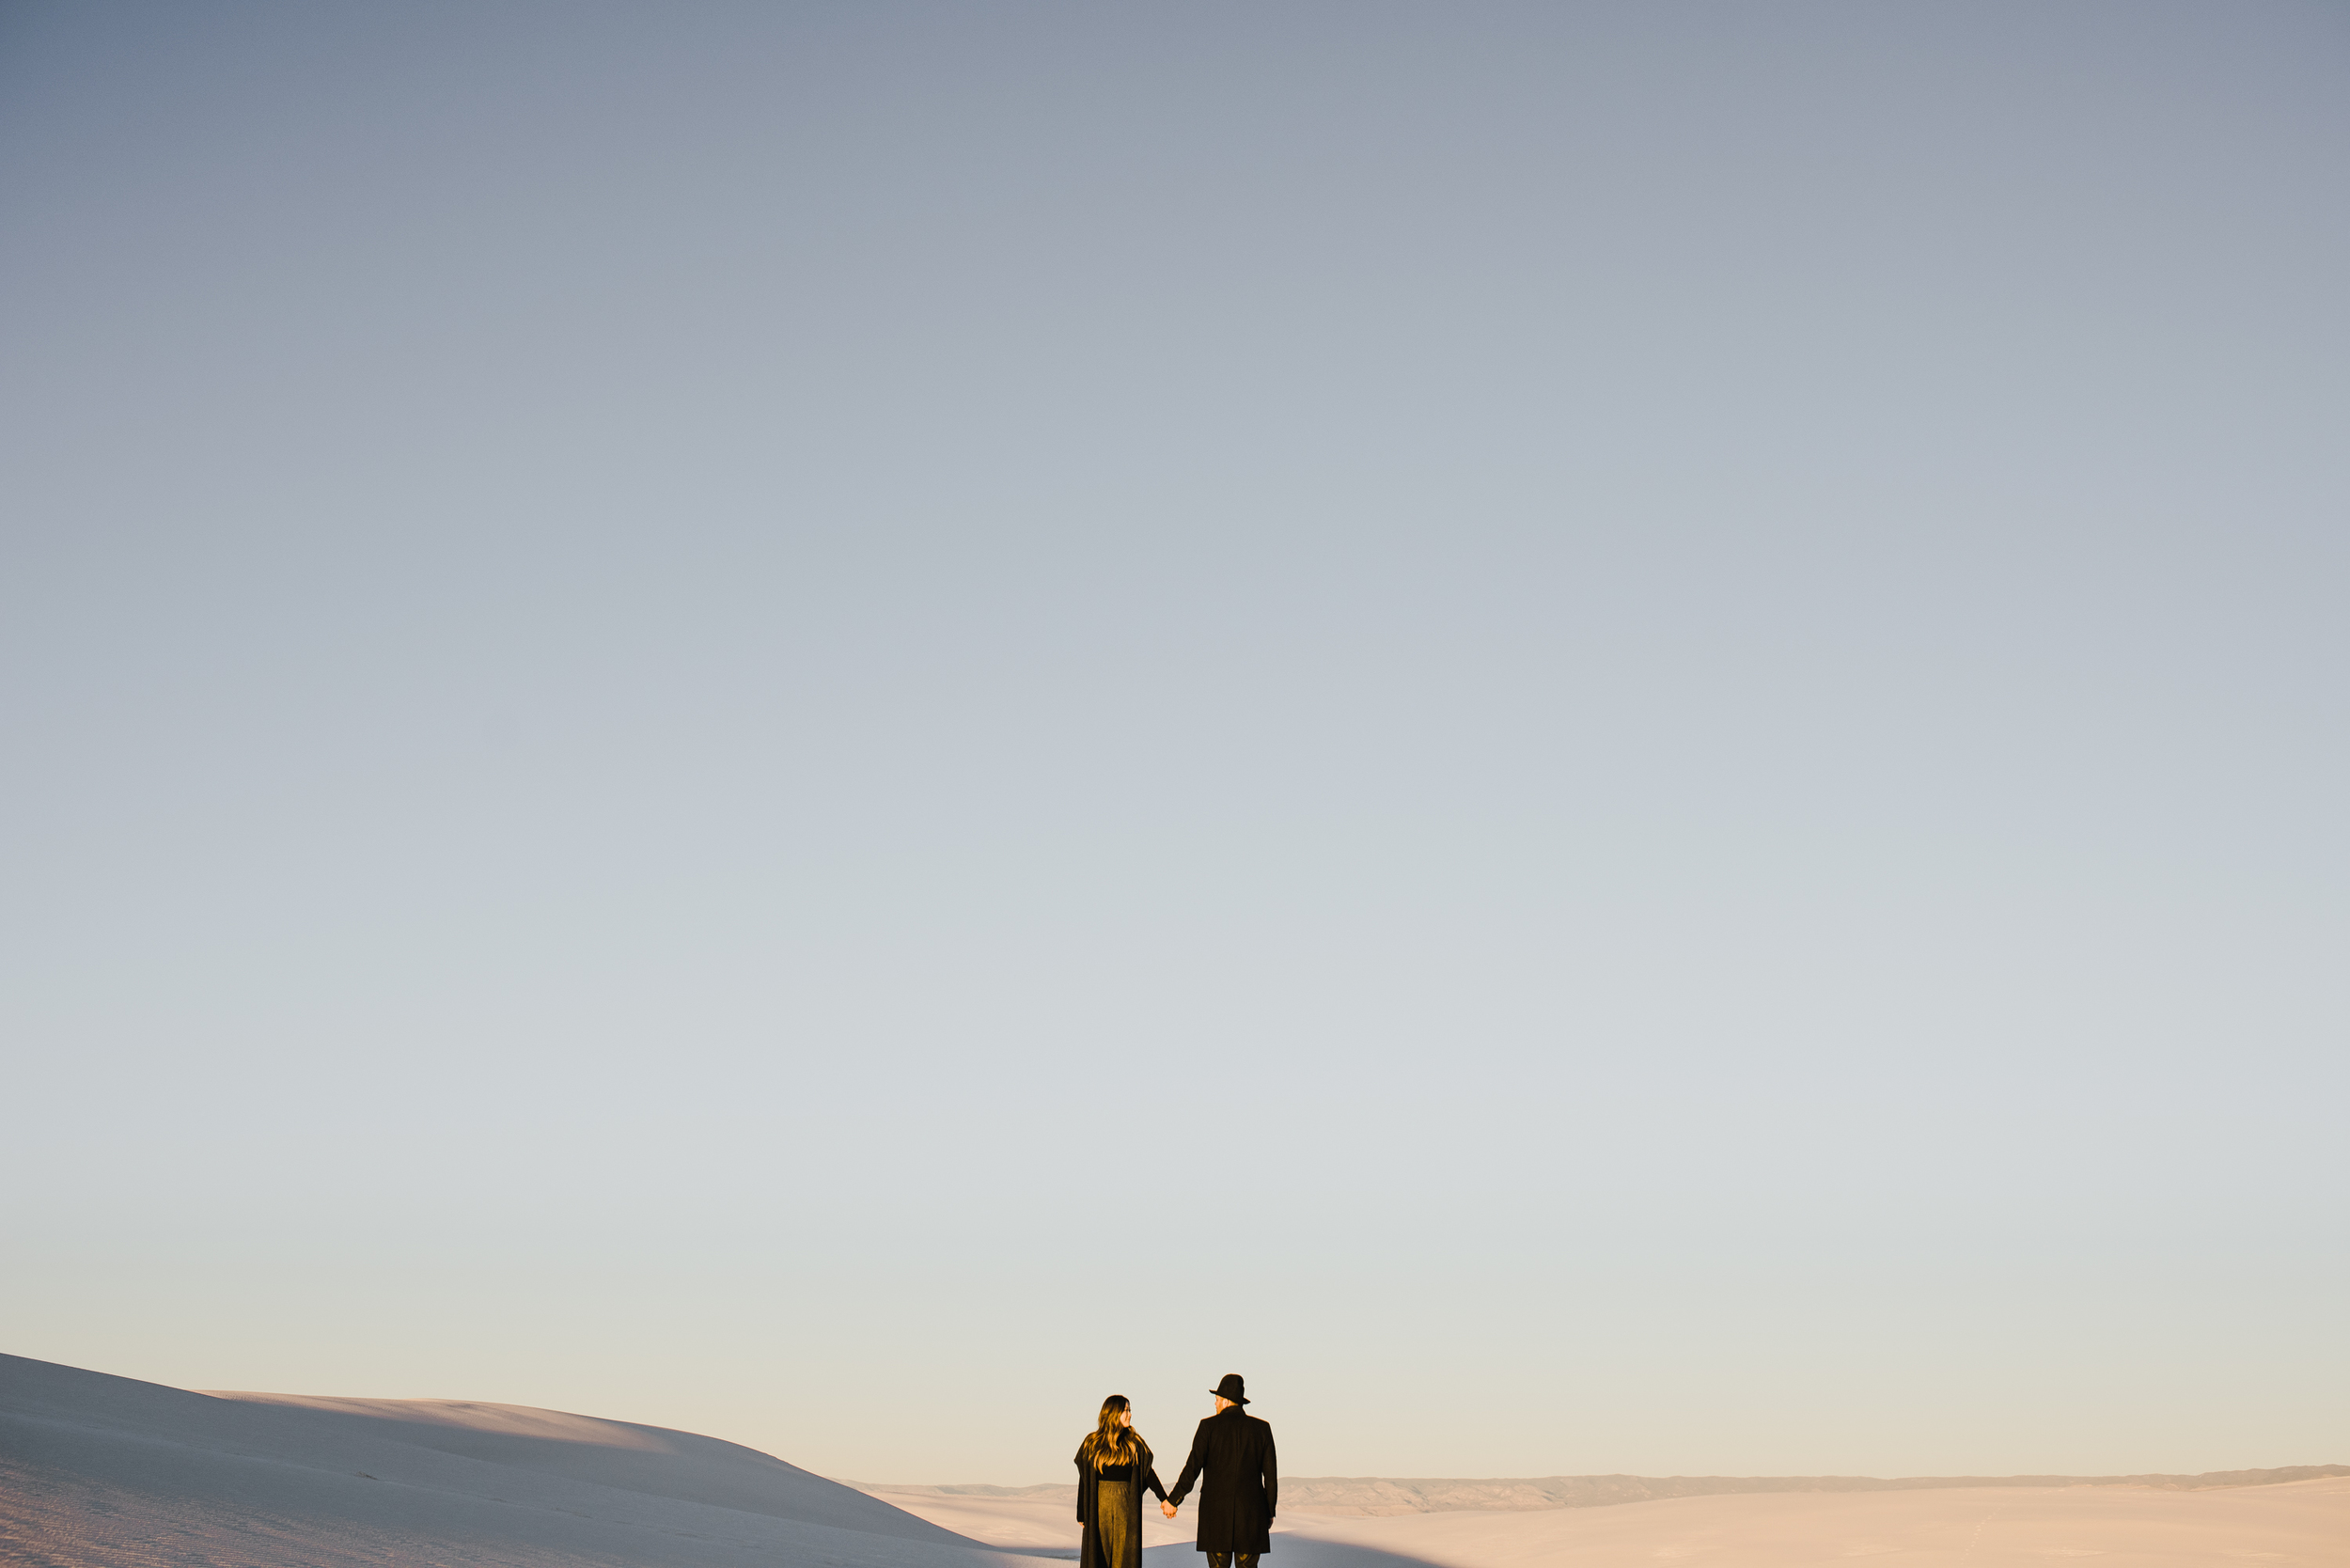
[{"left": 3, "top": 2, "right": 2344, "bottom": 1483}]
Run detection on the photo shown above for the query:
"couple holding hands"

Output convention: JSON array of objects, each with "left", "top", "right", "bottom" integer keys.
[{"left": 1075, "top": 1373, "right": 1277, "bottom": 1568}]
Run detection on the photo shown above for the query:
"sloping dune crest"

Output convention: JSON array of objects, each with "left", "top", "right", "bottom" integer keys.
[{"left": 0, "top": 1353, "right": 1057, "bottom": 1568}]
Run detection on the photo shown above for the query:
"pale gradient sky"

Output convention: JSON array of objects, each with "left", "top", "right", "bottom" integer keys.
[{"left": 3, "top": 2, "right": 2344, "bottom": 1486}]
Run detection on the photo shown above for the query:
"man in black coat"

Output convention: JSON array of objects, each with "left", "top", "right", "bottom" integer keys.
[{"left": 1166, "top": 1373, "right": 1277, "bottom": 1566}]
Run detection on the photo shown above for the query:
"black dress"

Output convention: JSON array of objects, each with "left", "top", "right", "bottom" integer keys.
[{"left": 1076, "top": 1441, "right": 1168, "bottom": 1568}]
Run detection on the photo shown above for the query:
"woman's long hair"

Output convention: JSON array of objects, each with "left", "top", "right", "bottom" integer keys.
[{"left": 1078, "top": 1395, "right": 1141, "bottom": 1470}]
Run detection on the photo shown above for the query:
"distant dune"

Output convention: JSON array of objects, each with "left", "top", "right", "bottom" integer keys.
[
  {"left": 1252, "top": 1479, "right": 2350, "bottom": 1567},
  {"left": 862, "top": 1465, "right": 2350, "bottom": 1520},
  {"left": 1276, "top": 1465, "right": 2350, "bottom": 1514},
  {"left": 870, "top": 1476, "right": 2350, "bottom": 1567}
]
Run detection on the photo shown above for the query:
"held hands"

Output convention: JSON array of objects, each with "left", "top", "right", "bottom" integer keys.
[{"left": 1161, "top": 1500, "right": 1178, "bottom": 1519}]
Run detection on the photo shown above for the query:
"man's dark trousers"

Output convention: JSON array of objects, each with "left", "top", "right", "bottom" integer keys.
[{"left": 1206, "top": 1556, "right": 1256, "bottom": 1568}]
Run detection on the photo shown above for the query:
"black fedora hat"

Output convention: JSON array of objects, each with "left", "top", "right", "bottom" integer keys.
[{"left": 1211, "top": 1373, "right": 1248, "bottom": 1405}]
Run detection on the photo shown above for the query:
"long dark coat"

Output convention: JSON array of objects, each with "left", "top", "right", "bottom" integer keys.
[
  {"left": 1074, "top": 1435, "right": 1167, "bottom": 1568},
  {"left": 1168, "top": 1405, "right": 1277, "bottom": 1555}
]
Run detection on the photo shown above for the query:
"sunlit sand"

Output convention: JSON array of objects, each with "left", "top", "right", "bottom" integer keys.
[
  {"left": 6, "top": 1355, "right": 2340, "bottom": 1567},
  {"left": 877, "top": 1477, "right": 2350, "bottom": 1567}
]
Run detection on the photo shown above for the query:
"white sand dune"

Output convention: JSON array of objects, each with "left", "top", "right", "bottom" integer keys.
[
  {"left": 1274, "top": 1466, "right": 2350, "bottom": 1513},
  {"left": 0, "top": 1353, "right": 1060, "bottom": 1568},
  {"left": 1246, "top": 1479, "right": 2350, "bottom": 1566},
  {"left": 880, "top": 1475, "right": 2350, "bottom": 1568},
  {"left": 8, "top": 1353, "right": 2342, "bottom": 1568}
]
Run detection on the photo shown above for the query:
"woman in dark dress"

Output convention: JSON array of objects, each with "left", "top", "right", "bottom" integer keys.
[{"left": 1075, "top": 1394, "right": 1168, "bottom": 1568}]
